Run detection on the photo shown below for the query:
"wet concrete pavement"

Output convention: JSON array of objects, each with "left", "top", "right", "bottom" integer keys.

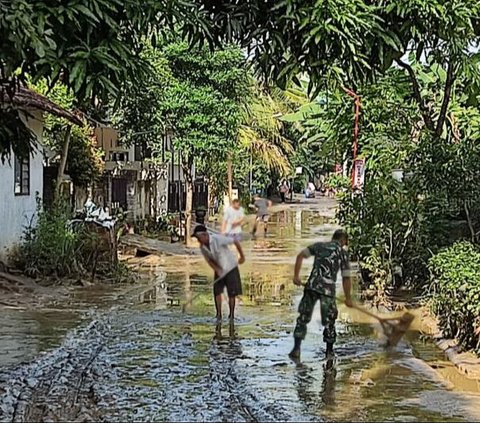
[{"left": 1, "top": 198, "right": 480, "bottom": 422}]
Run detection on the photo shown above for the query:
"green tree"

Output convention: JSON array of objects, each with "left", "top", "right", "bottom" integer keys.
[
  {"left": 239, "top": 85, "right": 294, "bottom": 179},
  {"left": 160, "top": 41, "right": 248, "bottom": 241},
  {"left": 115, "top": 39, "right": 249, "bottom": 241},
  {"left": 32, "top": 80, "right": 102, "bottom": 194},
  {"left": 0, "top": 0, "right": 211, "bottom": 159}
]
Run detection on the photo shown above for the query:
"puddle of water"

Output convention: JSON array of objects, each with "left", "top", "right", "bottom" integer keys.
[
  {"left": 0, "top": 309, "right": 80, "bottom": 367},
  {"left": 0, "top": 283, "right": 129, "bottom": 368}
]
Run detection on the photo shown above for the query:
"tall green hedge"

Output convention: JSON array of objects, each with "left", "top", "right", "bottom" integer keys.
[{"left": 429, "top": 242, "right": 480, "bottom": 354}]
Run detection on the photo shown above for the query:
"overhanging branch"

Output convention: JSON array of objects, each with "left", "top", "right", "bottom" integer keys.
[
  {"left": 395, "top": 59, "right": 436, "bottom": 132},
  {"left": 435, "top": 59, "right": 456, "bottom": 137}
]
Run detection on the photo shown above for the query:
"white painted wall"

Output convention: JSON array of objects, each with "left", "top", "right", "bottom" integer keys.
[{"left": 0, "top": 112, "right": 44, "bottom": 262}]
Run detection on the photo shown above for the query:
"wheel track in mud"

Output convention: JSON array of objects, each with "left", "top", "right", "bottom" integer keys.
[
  {"left": 1, "top": 312, "right": 306, "bottom": 422},
  {"left": 0, "top": 319, "right": 111, "bottom": 422},
  {"left": 96, "top": 311, "right": 303, "bottom": 422}
]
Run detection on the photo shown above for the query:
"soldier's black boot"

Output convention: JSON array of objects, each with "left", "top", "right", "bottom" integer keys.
[
  {"left": 326, "top": 342, "right": 334, "bottom": 358},
  {"left": 289, "top": 337, "right": 302, "bottom": 359}
]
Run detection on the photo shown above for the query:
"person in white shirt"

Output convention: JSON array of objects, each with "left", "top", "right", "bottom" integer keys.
[
  {"left": 193, "top": 225, "right": 245, "bottom": 321},
  {"left": 221, "top": 198, "right": 245, "bottom": 241}
]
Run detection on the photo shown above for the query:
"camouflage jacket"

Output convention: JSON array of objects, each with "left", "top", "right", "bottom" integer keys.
[{"left": 304, "top": 241, "right": 351, "bottom": 296}]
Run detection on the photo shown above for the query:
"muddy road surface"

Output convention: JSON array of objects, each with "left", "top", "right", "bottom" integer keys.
[{"left": 1, "top": 200, "right": 480, "bottom": 422}]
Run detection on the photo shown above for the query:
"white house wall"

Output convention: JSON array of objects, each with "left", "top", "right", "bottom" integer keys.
[{"left": 0, "top": 112, "right": 43, "bottom": 262}]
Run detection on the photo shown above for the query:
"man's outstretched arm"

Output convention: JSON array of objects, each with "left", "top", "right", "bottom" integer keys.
[
  {"left": 233, "top": 240, "right": 245, "bottom": 264},
  {"left": 293, "top": 249, "right": 310, "bottom": 286},
  {"left": 206, "top": 257, "right": 222, "bottom": 276},
  {"left": 343, "top": 276, "right": 353, "bottom": 307}
]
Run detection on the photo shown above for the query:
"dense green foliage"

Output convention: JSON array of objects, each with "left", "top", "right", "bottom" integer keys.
[
  {"left": 0, "top": 0, "right": 213, "bottom": 159},
  {"left": 115, "top": 38, "right": 296, "bottom": 204},
  {"left": 12, "top": 200, "right": 128, "bottom": 281},
  {"left": 116, "top": 39, "right": 240, "bottom": 202},
  {"left": 429, "top": 242, "right": 480, "bottom": 354},
  {"left": 6, "top": 0, "right": 480, "bottom": 159},
  {"left": 12, "top": 200, "right": 91, "bottom": 277},
  {"left": 285, "top": 60, "right": 480, "bottom": 310},
  {"left": 161, "top": 41, "right": 248, "bottom": 182},
  {"left": 32, "top": 80, "right": 103, "bottom": 187}
]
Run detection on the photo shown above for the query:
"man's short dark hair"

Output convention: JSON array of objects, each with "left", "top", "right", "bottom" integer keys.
[
  {"left": 192, "top": 225, "right": 208, "bottom": 238},
  {"left": 332, "top": 229, "right": 348, "bottom": 243},
  {"left": 232, "top": 198, "right": 240, "bottom": 204}
]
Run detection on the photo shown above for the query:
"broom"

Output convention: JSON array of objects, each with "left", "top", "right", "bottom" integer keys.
[
  {"left": 181, "top": 274, "right": 225, "bottom": 313},
  {"left": 352, "top": 303, "right": 415, "bottom": 347}
]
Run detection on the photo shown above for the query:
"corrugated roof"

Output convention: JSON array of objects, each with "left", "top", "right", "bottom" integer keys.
[{"left": 1, "top": 85, "right": 83, "bottom": 127}]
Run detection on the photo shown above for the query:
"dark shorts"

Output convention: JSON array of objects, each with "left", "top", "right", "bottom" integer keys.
[{"left": 214, "top": 267, "right": 242, "bottom": 297}]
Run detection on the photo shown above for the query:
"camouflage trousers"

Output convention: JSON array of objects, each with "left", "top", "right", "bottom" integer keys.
[{"left": 293, "top": 288, "right": 338, "bottom": 344}]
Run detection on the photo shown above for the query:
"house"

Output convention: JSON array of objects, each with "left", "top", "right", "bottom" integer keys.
[
  {"left": 0, "top": 86, "right": 82, "bottom": 263},
  {"left": 92, "top": 124, "right": 168, "bottom": 220},
  {"left": 92, "top": 125, "right": 208, "bottom": 226}
]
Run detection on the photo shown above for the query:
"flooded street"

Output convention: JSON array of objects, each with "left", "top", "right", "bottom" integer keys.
[{"left": 1, "top": 200, "right": 480, "bottom": 421}]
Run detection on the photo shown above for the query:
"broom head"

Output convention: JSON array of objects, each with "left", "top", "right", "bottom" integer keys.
[{"left": 383, "top": 312, "right": 415, "bottom": 347}]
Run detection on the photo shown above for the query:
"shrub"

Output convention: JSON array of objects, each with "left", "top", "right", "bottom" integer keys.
[
  {"left": 12, "top": 200, "right": 82, "bottom": 277},
  {"left": 429, "top": 241, "right": 480, "bottom": 354},
  {"left": 136, "top": 213, "right": 179, "bottom": 238},
  {"left": 324, "top": 174, "right": 350, "bottom": 192},
  {"left": 12, "top": 199, "right": 129, "bottom": 282}
]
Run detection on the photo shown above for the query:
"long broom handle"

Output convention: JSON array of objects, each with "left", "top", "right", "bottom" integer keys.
[
  {"left": 352, "top": 303, "right": 384, "bottom": 321},
  {"left": 182, "top": 274, "right": 225, "bottom": 313},
  {"left": 299, "top": 282, "right": 384, "bottom": 322},
  {"left": 299, "top": 280, "right": 382, "bottom": 322},
  {"left": 346, "top": 303, "right": 398, "bottom": 326}
]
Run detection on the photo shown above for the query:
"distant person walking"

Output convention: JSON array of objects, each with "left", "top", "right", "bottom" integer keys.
[
  {"left": 193, "top": 225, "right": 245, "bottom": 321},
  {"left": 319, "top": 174, "right": 326, "bottom": 196},
  {"left": 250, "top": 194, "right": 272, "bottom": 236},
  {"left": 221, "top": 198, "right": 245, "bottom": 241},
  {"left": 279, "top": 180, "right": 289, "bottom": 203}
]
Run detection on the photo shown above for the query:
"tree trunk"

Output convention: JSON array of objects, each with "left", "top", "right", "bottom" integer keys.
[
  {"left": 395, "top": 59, "right": 436, "bottom": 132},
  {"left": 182, "top": 159, "right": 194, "bottom": 246},
  {"left": 227, "top": 153, "right": 233, "bottom": 204},
  {"left": 185, "top": 176, "right": 193, "bottom": 246},
  {"left": 55, "top": 125, "right": 72, "bottom": 201},
  {"left": 435, "top": 59, "right": 456, "bottom": 137}
]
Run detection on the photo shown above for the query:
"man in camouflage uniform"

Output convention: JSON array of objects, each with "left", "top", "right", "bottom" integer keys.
[{"left": 289, "top": 229, "right": 353, "bottom": 359}]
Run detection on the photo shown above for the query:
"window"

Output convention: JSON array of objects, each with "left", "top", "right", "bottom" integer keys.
[
  {"left": 14, "top": 154, "right": 30, "bottom": 195},
  {"left": 110, "top": 151, "right": 129, "bottom": 162}
]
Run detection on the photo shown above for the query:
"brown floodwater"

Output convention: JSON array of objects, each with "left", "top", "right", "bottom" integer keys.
[{"left": 1, "top": 201, "right": 480, "bottom": 421}]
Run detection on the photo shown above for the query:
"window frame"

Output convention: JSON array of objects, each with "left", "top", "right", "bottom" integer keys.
[{"left": 14, "top": 154, "right": 30, "bottom": 196}]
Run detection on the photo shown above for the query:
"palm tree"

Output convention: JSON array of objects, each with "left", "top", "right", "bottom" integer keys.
[{"left": 239, "top": 85, "right": 297, "bottom": 177}]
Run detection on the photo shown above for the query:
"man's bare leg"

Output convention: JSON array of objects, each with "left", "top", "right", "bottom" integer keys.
[
  {"left": 251, "top": 218, "right": 259, "bottom": 236},
  {"left": 215, "top": 294, "right": 223, "bottom": 321},
  {"left": 228, "top": 296, "right": 236, "bottom": 320}
]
